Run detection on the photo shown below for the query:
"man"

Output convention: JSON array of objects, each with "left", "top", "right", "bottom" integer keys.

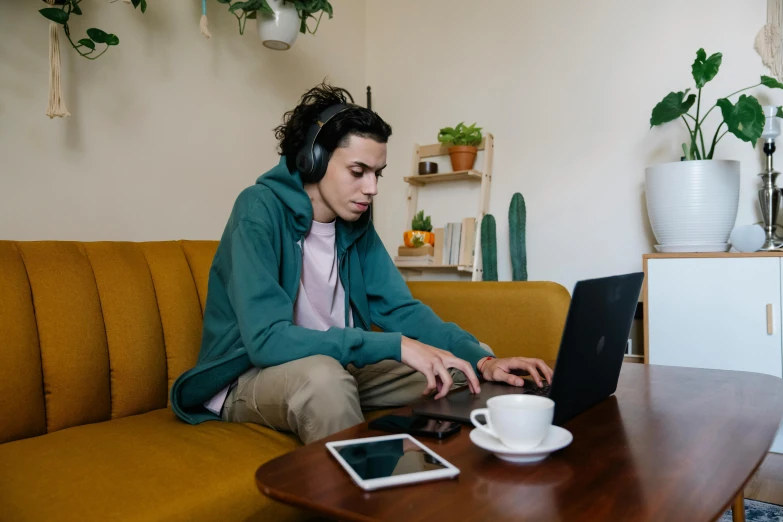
[{"left": 171, "top": 82, "right": 553, "bottom": 444}]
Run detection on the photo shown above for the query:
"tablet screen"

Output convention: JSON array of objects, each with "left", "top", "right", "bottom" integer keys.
[{"left": 334, "top": 437, "right": 450, "bottom": 480}]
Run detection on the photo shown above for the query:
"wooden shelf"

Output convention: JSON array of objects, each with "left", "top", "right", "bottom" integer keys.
[
  {"left": 395, "top": 264, "right": 474, "bottom": 273},
  {"left": 402, "top": 133, "right": 493, "bottom": 282},
  {"left": 403, "top": 170, "right": 483, "bottom": 186}
]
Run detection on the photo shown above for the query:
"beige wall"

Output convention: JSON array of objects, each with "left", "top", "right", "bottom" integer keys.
[
  {"left": 2, "top": 0, "right": 779, "bottom": 292},
  {"left": 366, "top": 0, "right": 776, "bottom": 291},
  {"left": 0, "top": 0, "right": 366, "bottom": 241}
]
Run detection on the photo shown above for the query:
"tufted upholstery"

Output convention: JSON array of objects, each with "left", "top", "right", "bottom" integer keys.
[
  {"left": 0, "top": 240, "right": 214, "bottom": 444},
  {"left": 0, "top": 239, "right": 569, "bottom": 522}
]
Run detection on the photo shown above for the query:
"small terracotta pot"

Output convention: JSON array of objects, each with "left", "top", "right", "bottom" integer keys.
[
  {"left": 448, "top": 146, "right": 478, "bottom": 171},
  {"left": 403, "top": 230, "right": 435, "bottom": 247}
]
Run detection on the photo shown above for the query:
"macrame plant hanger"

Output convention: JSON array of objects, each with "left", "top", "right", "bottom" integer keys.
[
  {"left": 200, "top": 0, "right": 211, "bottom": 38},
  {"left": 756, "top": 0, "right": 783, "bottom": 82},
  {"left": 45, "top": 0, "right": 70, "bottom": 118}
]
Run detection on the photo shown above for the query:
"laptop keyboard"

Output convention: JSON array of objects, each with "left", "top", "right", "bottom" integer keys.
[{"left": 523, "top": 381, "right": 551, "bottom": 396}]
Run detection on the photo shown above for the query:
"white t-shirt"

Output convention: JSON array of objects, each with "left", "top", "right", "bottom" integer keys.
[{"left": 204, "top": 219, "right": 351, "bottom": 415}]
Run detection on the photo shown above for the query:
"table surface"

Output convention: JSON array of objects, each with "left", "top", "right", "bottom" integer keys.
[{"left": 256, "top": 363, "right": 783, "bottom": 522}]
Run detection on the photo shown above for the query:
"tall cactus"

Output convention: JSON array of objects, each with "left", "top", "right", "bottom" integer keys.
[
  {"left": 480, "top": 214, "right": 498, "bottom": 281},
  {"left": 509, "top": 192, "right": 528, "bottom": 281}
]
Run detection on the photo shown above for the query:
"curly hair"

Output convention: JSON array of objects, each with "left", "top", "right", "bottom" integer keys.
[{"left": 275, "top": 81, "right": 392, "bottom": 173}]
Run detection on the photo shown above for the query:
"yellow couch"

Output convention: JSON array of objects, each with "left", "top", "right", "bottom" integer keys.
[{"left": 0, "top": 240, "right": 569, "bottom": 522}]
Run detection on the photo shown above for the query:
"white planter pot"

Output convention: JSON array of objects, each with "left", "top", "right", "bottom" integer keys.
[
  {"left": 644, "top": 160, "right": 740, "bottom": 249},
  {"left": 256, "top": 0, "right": 299, "bottom": 51}
]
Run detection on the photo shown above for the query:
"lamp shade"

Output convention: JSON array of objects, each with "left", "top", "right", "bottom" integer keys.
[{"left": 762, "top": 105, "right": 781, "bottom": 140}]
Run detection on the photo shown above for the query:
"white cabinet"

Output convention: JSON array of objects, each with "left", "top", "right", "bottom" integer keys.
[
  {"left": 645, "top": 253, "right": 783, "bottom": 452},
  {"left": 647, "top": 257, "right": 783, "bottom": 377}
]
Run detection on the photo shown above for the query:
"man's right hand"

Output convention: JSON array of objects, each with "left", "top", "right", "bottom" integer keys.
[{"left": 400, "top": 336, "right": 481, "bottom": 400}]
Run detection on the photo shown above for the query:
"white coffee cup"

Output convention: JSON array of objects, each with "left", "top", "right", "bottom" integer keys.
[{"left": 470, "top": 394, "right": 555, "bottom": 450}]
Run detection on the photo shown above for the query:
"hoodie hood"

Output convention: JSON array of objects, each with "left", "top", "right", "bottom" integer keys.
[{"left": 255, "top": 156, "right": 372, "bottom": 250}]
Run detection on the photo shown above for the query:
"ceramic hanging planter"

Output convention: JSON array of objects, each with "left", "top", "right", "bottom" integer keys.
[{"left": 256, "top": 0, "right": 300, "bottom": 50}]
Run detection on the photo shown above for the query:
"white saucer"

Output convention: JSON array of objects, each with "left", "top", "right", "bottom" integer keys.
[
  {"left": 469, "top": 426, "right": 573, "bottom": 464},
  {"left": 654, "top": 243, "right": 729, "bottom": 253}
]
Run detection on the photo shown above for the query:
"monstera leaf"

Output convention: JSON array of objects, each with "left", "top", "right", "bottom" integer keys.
[
  {"left": 650, "top": 90, "right": 696, "bottom": 126},
  {"left": 692, "top": 48, "right": 722, "bottom": 89},
  {"left": 716, "top": 95, "right": 765, "bottom": 146}
]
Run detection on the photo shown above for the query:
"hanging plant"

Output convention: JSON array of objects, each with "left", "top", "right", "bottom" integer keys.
[
  {"left": 215, "top": 0, "right": 333, "bottom": 36},
  {"left": 38, "top": 0, "right": 147, "bottom": 60},
  {"left": 37, "top": 0, "right": 147, "bottom": 118}
]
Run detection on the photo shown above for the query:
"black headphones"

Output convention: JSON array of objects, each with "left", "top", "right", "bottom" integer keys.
[{"left": 295, "top": 103, "right": 355, "bottom": 183}]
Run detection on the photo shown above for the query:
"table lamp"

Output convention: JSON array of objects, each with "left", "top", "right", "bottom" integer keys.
[{"left": 758, "top": 105, "right": 783, "bottom": 251}]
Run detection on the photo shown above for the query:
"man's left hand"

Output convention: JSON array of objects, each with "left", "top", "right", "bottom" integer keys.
[{"left": 480, "top": 357, "right": 553, "bottom": 388}]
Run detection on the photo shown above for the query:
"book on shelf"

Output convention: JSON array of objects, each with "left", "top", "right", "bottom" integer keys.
[
  {"left": 443, "top": 222, "right": 462, "bottom": 265},
  {"left": 394, "top": 255, "right": 434, "bottom": 266},
  {"left": 432, "top": 228, "right": 444, "bottom": 265},
  {"left": 458, "top": 217, "right": 477, "bottom": 266}
]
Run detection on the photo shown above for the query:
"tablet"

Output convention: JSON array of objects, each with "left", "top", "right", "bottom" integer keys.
[{"left": 325, "top": 433, "right": 460, "bottom": 491}]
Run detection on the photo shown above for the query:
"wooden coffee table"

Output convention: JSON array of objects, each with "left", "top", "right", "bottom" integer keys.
[{"left": 256, "top": 363, "right": 783, "bottom": 522}]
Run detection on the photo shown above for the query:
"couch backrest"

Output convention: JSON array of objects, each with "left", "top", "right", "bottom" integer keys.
[
  {"left": 407, "top": 282, "right": 570, "bottom": 360},
  {"left": 0, "top": 240, "right": 218, "bottom": 444},
  {"left": 0, "top": 240, "right": 570, "bottom": 445}
]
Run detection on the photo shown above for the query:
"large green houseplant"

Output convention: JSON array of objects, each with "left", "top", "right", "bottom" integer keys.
[
  {"left": 650, "top": 48, "right": 783, "bottom": 160},
  {"left": 646, "top": 48, "right": 783, "bottom": 252}
]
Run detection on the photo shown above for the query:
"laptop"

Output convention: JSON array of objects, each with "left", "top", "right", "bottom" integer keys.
[{"left": 411, "top": 272, "right": 644, "bottom": 426}]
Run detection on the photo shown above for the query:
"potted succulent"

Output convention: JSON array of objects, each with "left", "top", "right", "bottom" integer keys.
[
  {"left": 438, "top": 122, "right": 483, "bottom": 171},
  {"left": 647, "top": 48, "right": 783, "bottom": 251},
  {"left": 404, "top": 210, "right": 434, "bottom": 248},
  {"left": 216, "top": 0, "right": 333, "bottom": 50}
]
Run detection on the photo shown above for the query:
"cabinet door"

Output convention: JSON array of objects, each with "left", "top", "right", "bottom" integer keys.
[{"left": 648, "top": 257, "right": 783, "bottom": 378}]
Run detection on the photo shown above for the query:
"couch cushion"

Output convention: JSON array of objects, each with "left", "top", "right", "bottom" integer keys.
[{"left": 0, "top": 408, "right": 310, "bottom": 522}]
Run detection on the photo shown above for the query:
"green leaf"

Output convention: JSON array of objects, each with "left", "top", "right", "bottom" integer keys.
[
  {"left": 717, "top": 95, "right": 765, "bottom": 146},
  {"left": 216, "top": 0, "right": 231, "bottom": 3},
  {"left": 78, "top": 38, "right": 95, "bottom": 50},
  {"left": 131, "top": 0, "right": 140, "bottom": 7},
  {"left": 777, "top": 106, "right": 783, "bottom": 118},
  {"left": 691, "top": 48, "right": 722, "bottom": 89},
  {"left": 39, "top": 8, "right": 69, "bottom": 24},
  {"left": 761, "top": 75, "right": 783, "bottom": 89},
  {"left": 71, "top": 2, "right": 82, "bottom": 15},
  {"left": 258, "top": 0, "right": 275, "bottom": 14},
  {"left": 229, "top": 2, "right": 252, "bottom": 13},
  {"left": 86, "top": 28, "right": 108, "bottom": 43},
  {"left": 140, "top": 0, "right": 147, "bottom": 13},
  {"left": 105, "top": 34, "right": 120, "bottom": 46},
  {"left": 650, "top": 90, "right": 696, "bottom": 126}
]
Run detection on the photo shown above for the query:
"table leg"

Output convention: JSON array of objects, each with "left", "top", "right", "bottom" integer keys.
[{"left": 732, "top": 491, "right": 745, "bottom": 522}]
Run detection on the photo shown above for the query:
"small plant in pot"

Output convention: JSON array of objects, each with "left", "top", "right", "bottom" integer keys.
[
  {"left": 404, "top": 210, "right": 434, "bottom": 248},
  {"left": 646, "top": 48, "right": 783, "bottom": 252},
  {"left": 438, "top": 122, "right": 483, "bottom": 171}
]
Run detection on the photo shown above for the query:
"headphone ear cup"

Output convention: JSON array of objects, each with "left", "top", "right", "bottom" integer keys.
[
  {"left": 295, "top": 148, "right": 313, "bottom": 180},
  {"left": 310, "top": 143, "right": 329, "bottom": 183}
]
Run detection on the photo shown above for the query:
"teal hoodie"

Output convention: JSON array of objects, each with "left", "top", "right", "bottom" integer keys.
[{"left": 170, "top": 157, "right": 490, "bottom": 424}]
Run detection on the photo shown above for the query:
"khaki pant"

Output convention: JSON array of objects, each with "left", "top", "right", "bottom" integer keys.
[{"left": 221, "top": 349, "right": 490, "bottom": 444}]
